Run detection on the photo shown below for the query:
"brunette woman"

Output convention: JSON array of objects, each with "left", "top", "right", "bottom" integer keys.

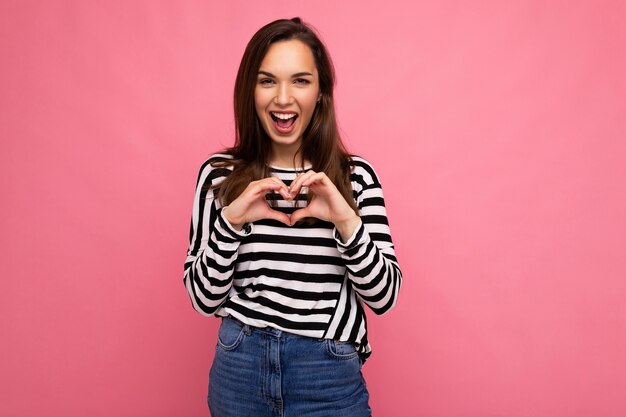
[{"left": 184, "top": 17, "right": 402, "bottom": 417}]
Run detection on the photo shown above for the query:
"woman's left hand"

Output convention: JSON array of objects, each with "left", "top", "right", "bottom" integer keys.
[{"left": 288, "top": 171, "right": 361, "bottom": 241}]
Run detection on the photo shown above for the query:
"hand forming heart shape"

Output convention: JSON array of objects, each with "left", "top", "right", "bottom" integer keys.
[{"left": 222, "top": 171, "right": 359, "bottom": 236}]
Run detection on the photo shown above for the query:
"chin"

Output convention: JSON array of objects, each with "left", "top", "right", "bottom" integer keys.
[{"left": 271, "top": 136, "right": 301, "bottom": 147}]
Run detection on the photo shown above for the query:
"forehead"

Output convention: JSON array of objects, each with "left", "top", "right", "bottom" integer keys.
[{"left": 259, "top": 39, "right": 317, "bottom": 76}]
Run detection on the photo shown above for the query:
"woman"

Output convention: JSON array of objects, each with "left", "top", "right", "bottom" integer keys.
[{"left": 184, "top": 17, "right": 402, "bottom": 417}]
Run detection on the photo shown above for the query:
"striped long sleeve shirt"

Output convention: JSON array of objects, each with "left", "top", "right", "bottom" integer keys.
[{"left": 183, "top": 153, "right": 402, "bottom": 362}]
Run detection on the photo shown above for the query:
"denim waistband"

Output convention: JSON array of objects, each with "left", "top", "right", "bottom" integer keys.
[{"left": 223, "top": 314, "right": 309, "bottom": 339}]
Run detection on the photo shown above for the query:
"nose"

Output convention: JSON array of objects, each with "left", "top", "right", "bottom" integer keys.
[{"left": 274, "top": 82, "right": 293, "bottom": 106}]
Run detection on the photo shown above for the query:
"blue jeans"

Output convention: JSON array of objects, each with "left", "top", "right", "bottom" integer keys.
[{"left": 208, "top": 315, "right": 372, "bottom": 417}]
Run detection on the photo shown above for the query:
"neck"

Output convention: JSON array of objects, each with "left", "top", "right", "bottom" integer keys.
[{"left": 269, "top": 143, "right": 310, "bottom": 168}]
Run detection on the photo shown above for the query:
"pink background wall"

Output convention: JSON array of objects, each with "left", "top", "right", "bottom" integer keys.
[{"left": 2, "top": 1, "right": 625, "bottom": 416}]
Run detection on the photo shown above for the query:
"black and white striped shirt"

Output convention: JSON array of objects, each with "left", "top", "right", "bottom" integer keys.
[{"left": 183, "top": 153, "right": 402, "bottom": 362}]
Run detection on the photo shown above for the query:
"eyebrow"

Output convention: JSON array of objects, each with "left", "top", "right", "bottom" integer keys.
[{"left": 258, "top": 70, "right": 314, "bottom": 78}]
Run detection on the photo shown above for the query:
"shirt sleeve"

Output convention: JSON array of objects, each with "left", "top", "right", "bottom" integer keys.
[
  {"left": 332, "top": 160, "right": 403, "bottom": 315},
  {"left": 183, "top": 159, "right": 253, "bottom": 316}
]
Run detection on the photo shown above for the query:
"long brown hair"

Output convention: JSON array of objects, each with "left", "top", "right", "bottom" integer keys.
[{"left": 211, "top": 17, "right": 358, "bottom": 219}]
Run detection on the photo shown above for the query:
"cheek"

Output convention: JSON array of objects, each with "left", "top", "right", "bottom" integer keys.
[
  {"left": 299, "top": 92, "right": 319, "bottom": 114},
  {"left": 254, "top": 88, "right": 268, "bottom": 109}
]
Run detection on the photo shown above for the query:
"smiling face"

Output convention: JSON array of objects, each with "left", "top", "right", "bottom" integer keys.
[{"left": 254, "top": 39, "right": 320, "bottom": 163}]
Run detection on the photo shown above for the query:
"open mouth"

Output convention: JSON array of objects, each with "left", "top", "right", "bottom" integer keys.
[{"left": 270, "top": 112, "right": 298, "bottom": 130}]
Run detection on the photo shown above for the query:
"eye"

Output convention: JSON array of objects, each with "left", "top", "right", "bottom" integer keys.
[
  {"left": 259, "top": 78, "right": 275, "bottom": 86},
  {"left": 294, "top": 78, "right": 310, "bottom": 85}
]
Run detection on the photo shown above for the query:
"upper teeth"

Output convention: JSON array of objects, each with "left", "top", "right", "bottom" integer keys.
[{"left": 272, "top": 112, "right": 296, "bottom": 120}]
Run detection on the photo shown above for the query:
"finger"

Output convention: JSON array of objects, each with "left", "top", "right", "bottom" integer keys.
[
  {"left": 289, "top": 207, "right": 312, "bottom": 226},
  {"left": 267, "top": 177, "right": 292, "bottom": 200},
  {"left": 265, "top": 181, "right": 291, "bottom": 200},
  {"left": 301, "top": 172, "right": 328, "bottom": 188},
  {"left": 252, "top": 179, "right": 289, "bottom": 199},
  {"left": 252, "top": 181, "right": 280, "bottom": 198},
  {"left": 264, "top": 208, "right": 292, "bottom": 226},
  {"left": 289, "top": 170, "right": 313, "bottom": 193},
  {"left": 289, "top": 170, "right": 316, "bottom": 196},
  {"left": 293, "top": 173, "right": 327, "bottom": 198}
]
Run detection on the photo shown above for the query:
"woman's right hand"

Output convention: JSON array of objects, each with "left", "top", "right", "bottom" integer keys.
[{"left": 221, "top": 177, "right": 293, "bottom": 230}]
